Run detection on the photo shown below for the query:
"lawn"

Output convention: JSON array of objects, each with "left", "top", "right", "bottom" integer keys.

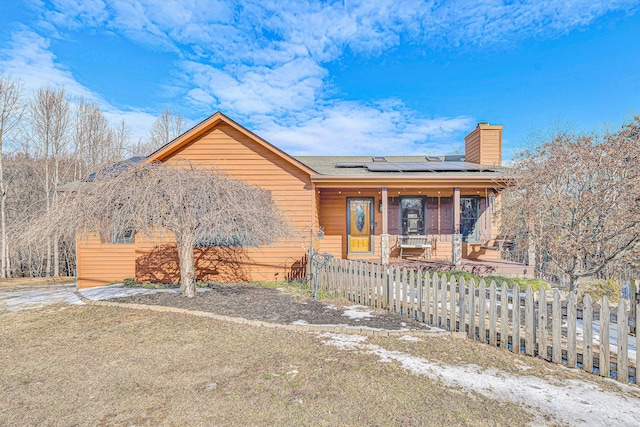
[
  {"left": 1, "top": 302, "right": 638, "bottom": 425},
  {"left": 0, "top": 304, "right": 532, "bottom": 426}
]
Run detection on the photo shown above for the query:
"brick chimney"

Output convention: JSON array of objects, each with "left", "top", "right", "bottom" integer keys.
[{"left": 464, "top": 122, "right": 503, "bottom": 166}]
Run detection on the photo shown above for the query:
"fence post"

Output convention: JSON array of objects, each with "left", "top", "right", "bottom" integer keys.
[
  {"left": 417, "top": 269, "right": 424, "bottom": 322},
  {"left": 432, "top": 273, "right": 439, "bottom": 327},
  {"left": 375, "top": 264, "right": 380, "bottom": 309},
  {"left": 552, "top": 290, "right": 562, "bottom": 364},
  {"left": 441, "top": 274, "right": 448, "bottom": 329},
  {"left": 583, "top": 294, "right": 593, "bottom": 374},
  {"left": 384, "top": 265, "right": 390, "bottom": 309},
  {"left": 600, "top": 296, "right": 610, "bottom": 378},
  {"left": 512, "top": 284, "right": 521, "bottom": 354},
  {"left": 450, "top": 276, "right": 457, "bottom": 331},
  {"left": 500, "top": 282, "right": 509, "bottom": 349},
  {"left": 408, "top": 269, "right": 416, "bottom": 319},
  {"left": 424, "top": 272, "right": 430, "bottom": 325},
  {"left": 567, "top": 292, "right": 577, "bottom": 368},
  {"left": 525, "top": 286, "right": 534, "bottom": 356},
  {"left": 458, "top": 277, "right": 467, "bottom": 333},
  {"left": 637, "top": 297, "right": 640, "bottom": 380},
  {"left": 617, "top": 299, "right": 629, "bottom": 383},
  {"left": 459, "top": 277, "right": 466, "bottom": 334},
  {"left": 489, "top": 281, "right": 497, "bottom": 346},
  {"left": 479, "top": 280, "right": 487, "bottom": 343},
  {"left": 468, "top": 278, "right": 476, "bottom": 340},
  {"left": 537, "top": 287, "right": 548, "bottom": 360},
  {"left": 630, "top": 280, "right": 637, "bottom": 330}
]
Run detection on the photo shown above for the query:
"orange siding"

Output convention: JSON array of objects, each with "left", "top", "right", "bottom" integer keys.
[
  {"left": 464, "top": 124, "right": 503, "bottom": 166},
  {"left": 465, "top": 129, "right": 481, "bottom": 164},
  {"left": 77, "top": 233, "right": 136, "bottom": 288},
  {"left": 78, "top": 122, "right": 314, "bottom": 288}
]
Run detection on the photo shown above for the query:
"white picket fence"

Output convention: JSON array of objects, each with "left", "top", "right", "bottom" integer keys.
[{"left": 317, "top": 259, "right": 639, "bottom": 385}]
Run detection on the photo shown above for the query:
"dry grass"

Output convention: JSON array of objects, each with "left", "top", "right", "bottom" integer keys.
[
  {"left": 0, "top": 276, "right": 75, "bottom": 288},
  {"left": 0, "top": 305, "right": 536, "bottom": 426}
]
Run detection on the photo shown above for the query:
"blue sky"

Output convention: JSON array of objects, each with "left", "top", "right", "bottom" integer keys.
[{"left": 1, "top": 1, "right": 639, "bottom": 158}]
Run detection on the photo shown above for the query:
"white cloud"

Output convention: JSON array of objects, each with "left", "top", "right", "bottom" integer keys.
[
  {"left": 44, "top": 1, "right": 639, "bottom": 58},
  {"left": 181, "top": 57, "right": 326, "bottom": 115},
  {"left": 0, "top": 29, "right": 157, "bottom": 142},
  {"left": 14, "top": 0, "right": 640, "bottom": 154},
  {"left": 256, "top": 100, "right": 473, "bottom": 155}
]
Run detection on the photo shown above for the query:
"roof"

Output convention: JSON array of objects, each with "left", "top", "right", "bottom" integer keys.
[
  {"left": 57, "top": 156, "right": 146, "bottom": 192},
  {"left": 294, "top": 156, "right": 506, "bottom": 177}
]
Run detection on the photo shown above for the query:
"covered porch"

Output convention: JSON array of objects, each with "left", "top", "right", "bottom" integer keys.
[{"left": 313, "top": 183, "right": 512, "bottom": 266}]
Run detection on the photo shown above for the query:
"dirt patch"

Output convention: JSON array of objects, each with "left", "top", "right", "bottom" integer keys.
[{"left": 111, "top": 285, "right": 435, "bottom": 331}]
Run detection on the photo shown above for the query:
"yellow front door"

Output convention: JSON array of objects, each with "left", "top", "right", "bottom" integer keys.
[{"left": 348, "top": 198, "right": 372, "bottom": 253}]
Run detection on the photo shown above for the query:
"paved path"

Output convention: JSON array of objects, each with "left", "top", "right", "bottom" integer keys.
[{"left": 0, "top": 283, "right": 177, "bottom": 312}]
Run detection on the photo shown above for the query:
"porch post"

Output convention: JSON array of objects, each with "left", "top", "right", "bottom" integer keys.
[
  {"left": 452, "top": 187, "right": 462, "bottom": 265},
  {"left": 381, "top": 187, "right": 390, "bottom": 265},
  {"left": 453, "top": 187, "right": 460, "bottom": 234}
]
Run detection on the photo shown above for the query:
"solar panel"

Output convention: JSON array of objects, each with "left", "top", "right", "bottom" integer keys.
[
  {"left": 335, "top": 162, "right": 366, "bottom": 168},
  {"left": 364, "top": 161, "right": 493, "bottom": 173},
  {"left": 365, "top": 162, "right": 404, "bottom": 172}
]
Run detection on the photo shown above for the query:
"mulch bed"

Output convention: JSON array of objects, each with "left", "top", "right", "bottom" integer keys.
[{"left": 111, "top": 285, "right": 435, "bottom": 331}]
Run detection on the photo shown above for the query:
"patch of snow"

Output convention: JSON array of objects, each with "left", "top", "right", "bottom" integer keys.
[
  {"left": 80, "top": 284, "right": 179, "bottom": 301},
  {"left": 320, "top": 333, "right": 640, "bottom": 426},
  {"left": 292, "top": 320, "right": 309, "bottom": 325},
  {"left": 320, "top": 333, "right": 367, "bottom": 351},
  {"left": 399, "top": 335, "right": 422, "bottom": 342},
  {"left": 0, "top": 284, "right": 84, "bottom": 312},
  {"left": 325, "top": 304, "right": 338, "bottom": 310},
  {"left": 342, "top": 305, "right": 374, "bottom": 319}
]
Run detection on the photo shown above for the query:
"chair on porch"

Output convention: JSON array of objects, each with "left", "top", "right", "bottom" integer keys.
[{"left": 397, "top": 235, "right": 433, "bottom": 259}]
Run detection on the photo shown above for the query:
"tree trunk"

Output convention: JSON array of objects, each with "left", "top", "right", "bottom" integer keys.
[
  {"left": 45, "top": 237, "right": 51, "bottom": 277},
  {"left": 176, "top": 236, "right": 196, "bottom": 298},
  {"left": 0, "top": 176, "right": 5, "bottom": 279},
  {"left": 53, "top": 237, "right": 59, "bottom": 276},
  {"left": 569, "top": 274, "right": 579, "bottom": 292}
]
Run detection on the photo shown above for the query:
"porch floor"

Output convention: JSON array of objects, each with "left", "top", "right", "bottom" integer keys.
[{"left": 367, "top": 256, "right": 534, "bottom": 278}]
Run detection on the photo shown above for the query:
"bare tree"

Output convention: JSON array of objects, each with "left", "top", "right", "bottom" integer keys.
[
  {"left": 73, "top": 99, "right": 123, "bottom": 179},
  {"left": 114, "top": 119, "right": 132, "bottom": 157},
  {"left": 0, "top": 75, "right": 24, "bottom": 278},
  {"left": 131, "top": 109, "right": 185, "bottom": 156},
  {"left": 29, "top": 87, "right": 72, "bottom": 276},
  {"left": 501, "top": 117, "right": 640, "bottom": 290},
  {"left": 35, "top": 160, "right": 293, "bottom": 297}
]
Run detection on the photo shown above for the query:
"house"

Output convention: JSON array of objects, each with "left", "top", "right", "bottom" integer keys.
[{"left": 76, "top": 112, "right": 507, "bottom": 288}]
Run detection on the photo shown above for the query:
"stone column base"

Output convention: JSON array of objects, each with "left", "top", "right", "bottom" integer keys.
[{"left": 381, "top": 234, "right": 390, "bottom": 265}]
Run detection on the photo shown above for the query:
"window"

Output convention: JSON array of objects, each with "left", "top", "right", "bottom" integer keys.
[
  {"left": 460, "top": 197, "right": 480, "bottom": 242},
  {"left": 400, "top": 197, "right": 425, "bottom": 235},
  {"left": 112, "top": 227, "right": 135, "bottom": 244}
]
